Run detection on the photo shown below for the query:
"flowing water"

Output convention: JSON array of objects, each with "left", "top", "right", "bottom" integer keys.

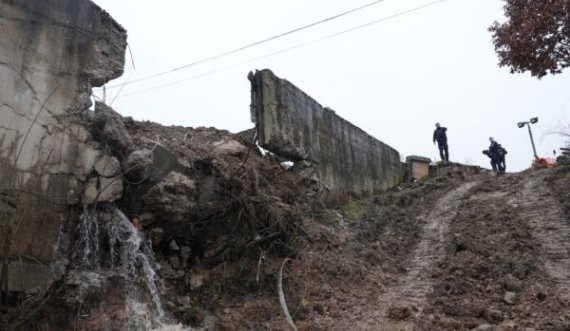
[
  {"left": 77, "top": 204, "right": 191, "bottom": 330},
  {"left": 79, "top": 203, "right": 101, "bottom": 269}
]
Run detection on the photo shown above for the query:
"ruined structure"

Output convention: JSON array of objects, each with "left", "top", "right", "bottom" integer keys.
[
  {"left": 2, "top": 2, "right": 570, "bottom": 331},
  {"left": 0, "top": 0, "right": 127, "bottom": 290},
  {"left": 249, "top": 69, "right": 402, "bottom": 194},
  {"left": 406, "top": 155, "right": 432, "bottom": 181}
]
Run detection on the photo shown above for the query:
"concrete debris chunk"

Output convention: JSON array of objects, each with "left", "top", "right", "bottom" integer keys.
[
  {"left": 503, "top": 291, "right": 516, "bottom": 305},
  {"left": 94, "top": 102, "right": 134, "bottom": 157},
  {"left": 83, "top": 176, "right": 123, "bottom": 204},
  {"left": 123, "top": 149, "right": 155, "bottom": 182},
  {"left": 94, "top": 155, "right": 121, "bottom": 177}
]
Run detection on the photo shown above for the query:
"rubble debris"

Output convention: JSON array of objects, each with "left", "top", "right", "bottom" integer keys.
[
  {"left": 93, "top": 102, "right": 135, "bottom": 158},
  {"left": 2, "top": 2, "right": 570, "bottom": 331},
  {"left": 141, "top": 171, "right": 197, "bottom": 222}
]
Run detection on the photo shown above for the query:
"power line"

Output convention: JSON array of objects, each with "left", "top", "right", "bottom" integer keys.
[
  {"left": 114, "top": 0, "right": 449, "bottom": 99},
  {"left": 103, "top": 0, "right": 390, "bottom": 90}
]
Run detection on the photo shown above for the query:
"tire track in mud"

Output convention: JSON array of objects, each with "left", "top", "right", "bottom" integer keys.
[
  {"left": 345, "top": 181, "right": 478, "bottom": 331},
  {"left": 515, "top": 173, "right": 570, "bottom": 300},
  {"left": 380, "top": 182, "right": 478, "bottom": 305}
]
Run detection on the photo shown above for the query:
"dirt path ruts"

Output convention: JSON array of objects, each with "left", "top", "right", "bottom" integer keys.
[
  {"left": 341, "top": 181, "right": 478, "bottom": 331},
  {"left": 515, "top": 173, "right": 570, "bottom": 300}
]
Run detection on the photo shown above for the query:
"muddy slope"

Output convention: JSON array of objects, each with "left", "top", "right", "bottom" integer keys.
[{"left": 4, "top": 113, "right": 569, "bottom": 331}]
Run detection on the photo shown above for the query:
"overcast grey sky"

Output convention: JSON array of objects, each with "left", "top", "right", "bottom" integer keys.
[{"left": 92, "top": 0, "right": 570, "bottom": 171}]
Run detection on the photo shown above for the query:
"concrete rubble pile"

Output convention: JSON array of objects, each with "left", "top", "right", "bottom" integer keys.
[
  {"left": 0, "top": 1, "right": 411, "bottom": 329},
  {"left": 0, "top": 1, "right": 304, "bottom": 329}
]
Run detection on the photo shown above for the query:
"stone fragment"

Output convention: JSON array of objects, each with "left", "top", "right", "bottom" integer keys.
[
  {"left": 94, "top": 102, "right": 134, "bottom": 157},
  {"left": 502, "top": 277, "right": 523, "bottom": 292},
  {"left": 189, "top": 274, "right": 204, "bottom": 290},
  {"left": 503, "top": 291, "right": 516, "bottom": 305},
  {"left": 186, "top": 270, "right": 209, "bottom": 290},
  {"left": 142, "top": 172, "right": 196, "bottom": 221},
  {"left": 84, "top": 176, "right": 123, "bottom": 204},
  {"left": 210, "top": 139, "right": 246, "bottom": 157},
  {"left": 484, "top": 308, "right": 504, "bottom": 322},
  {"left": 169, "top": 239, "right": 180, "bottom": 252},
  {"left": 123, "top": 149, "right": 155, "bottom": 182},
  {"left": 95, "top": 155, "right": 121, "bottom": 177}
]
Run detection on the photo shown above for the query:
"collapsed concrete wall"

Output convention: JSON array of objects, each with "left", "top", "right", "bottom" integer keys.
[
  {"left": 0, "top": 0, "right": 127, "bottom": 290},
  {"left": 249, "top": 69, "right": 402, "bottom": 194}
]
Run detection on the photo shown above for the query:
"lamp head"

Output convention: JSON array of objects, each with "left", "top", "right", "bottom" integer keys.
[
  {"left": 517, "top": 122, "right": 525, "bottom": 128},
  {"left": 530, "top": 117, "right": 538, "bottom": 124}
]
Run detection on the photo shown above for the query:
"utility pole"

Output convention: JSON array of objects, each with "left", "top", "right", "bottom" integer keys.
[{"left": 517, "top": 117, "right": 539, "bottom": 159}]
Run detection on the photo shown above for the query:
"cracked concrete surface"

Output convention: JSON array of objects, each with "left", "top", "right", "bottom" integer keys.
[
  {"left": 250, "top": 69, "right": 403, "bottom": 194},
  {"left": 0, "top": 0, "right": 127, "bottom": 290}
]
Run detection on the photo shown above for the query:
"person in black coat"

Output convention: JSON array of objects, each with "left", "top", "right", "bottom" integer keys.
[
  {"left": 483, "top": 137, "right": 507, "bottom": 173},
  {"left": 433, "top": 122, "right": 449, "bottom": 162}
]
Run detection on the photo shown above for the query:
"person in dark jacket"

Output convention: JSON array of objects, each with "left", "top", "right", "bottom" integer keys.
[
  {"left": 483, "top": 137, "right": 507, "bottom": 173},
  {"left": 433, "top": 123, "right": 449, "bottom": 162}
]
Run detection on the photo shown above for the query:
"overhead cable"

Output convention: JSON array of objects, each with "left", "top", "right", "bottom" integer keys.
[
  {"left": 115, "top": 0, "right": 449, "bottom": 99},
  {"left": 104, "top": 0, "right": 390, "bottom": 90}
]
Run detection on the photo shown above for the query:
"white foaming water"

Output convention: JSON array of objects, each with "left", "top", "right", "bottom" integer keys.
[
  {"left": 78, "top": 203, "right": 101, "bottom": 269},
  {"left": 108, "top": 209, "right": 166, "bottom": 326},
  {"left": 77, "top": 205, "right": 192, "bottom": 330}
]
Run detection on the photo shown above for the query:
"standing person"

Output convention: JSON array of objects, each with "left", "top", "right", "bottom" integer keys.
[
  {"left": 433, "top": 123, "right": 449, "bottom": 163},
  {"left": 486, "top": 137, "right": 507, "bottom": 173}
]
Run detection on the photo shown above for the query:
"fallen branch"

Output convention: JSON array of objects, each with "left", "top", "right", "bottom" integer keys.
[{"left": 278, "top": 258, "right": 297, "bottom": 331}]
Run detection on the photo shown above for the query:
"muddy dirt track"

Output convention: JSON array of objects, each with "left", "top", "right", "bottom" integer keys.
[{"left": 276, "top": 167, "right": 570, "bottom": 331}]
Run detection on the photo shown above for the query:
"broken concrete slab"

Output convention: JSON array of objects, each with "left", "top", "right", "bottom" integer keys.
[
  {"left": 249, "top": 69, "right": 403, "bottom": 194},
  {"left": 123, "top": 148, "right": 155, "bottom": 182},
  {"left": 94, "top": 102, "right": 135, "bottom": 158},
  {"left": 94, "top": 155, "right": 121, "bottom": 178},
  {"left": 142, "top": 171, "right": 197, "bottom": 221},
  {"left": 0, "top": 0, "right": 127, "bottom": 290},
  {"left": 211, "top": 139, "right": 247, "bottom": 157}
]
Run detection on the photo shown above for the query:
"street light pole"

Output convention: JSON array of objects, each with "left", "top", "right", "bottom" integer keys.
[
  {"left": 517, "top": 117, "right": 539, "bottom": 160},
  {"left": 526, "top": 123, "right": 538, "bottom": 159}
]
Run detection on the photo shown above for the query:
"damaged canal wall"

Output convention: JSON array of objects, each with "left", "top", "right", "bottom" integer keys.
[
  {"left": 250, "top": 69, "right": 402, "bottom": 194},
  {"left": 0, "top": 0, "right": 127, "bottom": 290}
]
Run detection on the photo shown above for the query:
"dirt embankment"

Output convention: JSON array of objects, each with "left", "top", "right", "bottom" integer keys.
[
  {"left": 423, "top": 171, "right": 569, "bottom": 331},
  {"left": 4, "top": 111, "right": 570, "bottom": 331},
  {"left": 260, "top": 167, "right": 570, "bottom": 331}
]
